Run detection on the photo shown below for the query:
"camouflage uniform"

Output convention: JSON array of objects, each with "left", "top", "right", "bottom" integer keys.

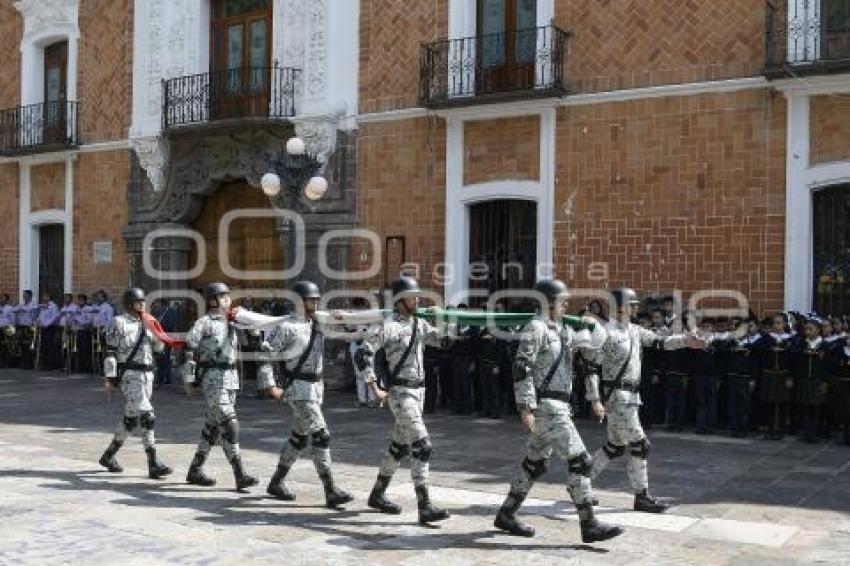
[
  {"left": 105, "top": 313, "right": 163, "bottom": 449},
  {"left": 258, "top": 314, "right": 352, "bottom": 505},
  {"left": 584, "top": 321, "right": 687, "bottom": 495},
  {"left": 184, "top": 313, "right": 254, "bottom": 488},
  {"left": 98, "top": 312, "right": 171, "bottom": 478},
  {"left": 498, "top": 317, "right": 601, "bottom": 520},
  {"left": 354, "top": 312, "right": 451, "bottom": 519}
]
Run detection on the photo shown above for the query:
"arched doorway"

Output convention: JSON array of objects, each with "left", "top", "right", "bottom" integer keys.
[
  {"left": 813, "top": 184, "right": 850, "bottom": 314},
  {"left": 468, "top": 199, "right": 536, "bottom": 307},
  {"left": 188, "top": 180, "right": 284, "bottom": 290}
]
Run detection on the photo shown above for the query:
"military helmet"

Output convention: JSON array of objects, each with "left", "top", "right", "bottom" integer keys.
[
  {"left": 293, "top": 280, "right": 321, "bottom": 299},
  {"left": 534, "top": 279, "right": 569, "bottom": 300},
  {"left": 612, "top": 287, "right": 640, "bottom": 308},
  {"left": 123, "top": 287, "right": 146, "bottom": 308},
  {"left": 204, "top": 282, "right": 230, "bottom": 301},
  {"left": 391, "top": 276, "right": 422, "bottom": 299}
]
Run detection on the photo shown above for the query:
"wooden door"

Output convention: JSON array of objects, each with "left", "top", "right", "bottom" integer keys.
[
  {"left": 43, "top": 41, "right": 68, "bottom": 145},
  {"left": 476, "top": 0, "right": 537, "bottom": 94},
  {"left": 38, "top": 224, "right": 65, "bottom": 301},
  {"left": 210, "top": 0, "right": 272, "bottom": 119}
]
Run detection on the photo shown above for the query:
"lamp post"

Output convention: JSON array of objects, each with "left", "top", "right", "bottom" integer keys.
[{"left": 260, "top": 136, "right": 328, "bottom": 285}]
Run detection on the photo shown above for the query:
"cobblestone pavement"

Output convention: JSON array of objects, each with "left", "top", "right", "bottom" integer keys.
[{"left": 1, "top": 370, "right": 849, "bottom": 565}]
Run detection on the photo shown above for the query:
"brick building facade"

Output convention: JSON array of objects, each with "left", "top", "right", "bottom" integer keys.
[
  {"left": 0, "top": 1, "right": 848, "bottom": 317},
  {"left": 356, "top": 0, "right": 850, "bottom": 316}
]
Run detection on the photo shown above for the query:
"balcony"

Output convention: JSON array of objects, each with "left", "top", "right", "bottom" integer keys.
[
  {"left": 0, "top": 101, "right": 79, "bottom": 156},
  {"left": 419, "top": 25, "right": 570, "bottom": 108},
  {"left": 765, "top": 0, "right": 850, "bottom": 78},
  {"left": 163, "top": 66, "right": 299, "bottom": 130}
]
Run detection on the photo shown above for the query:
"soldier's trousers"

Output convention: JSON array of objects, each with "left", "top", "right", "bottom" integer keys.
[
  {"left": 378, "top": 389, "right": 430, "bottom": 488},
  {"left": 590, "top": 401, "right": 649, "bottom": 492},
  {"left": 194, "top": 388, "right": 241, "bottom": 464},
  {"left": 505, "top": 401, "right": 592, "bottom": 507},
  {"left": 112, "top": 371, "right": 157, "bottom": 449},
  {"left": 278, "top": 400, "right": 332, "bottom": 476}
]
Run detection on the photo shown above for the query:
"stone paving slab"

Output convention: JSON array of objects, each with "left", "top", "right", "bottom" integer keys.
[{"left": 0, "top": 370, "right": 849, "bottom": 564}]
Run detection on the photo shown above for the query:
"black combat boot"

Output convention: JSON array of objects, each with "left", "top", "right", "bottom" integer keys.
[
  {"left": 98, "top": 439, "right": 124, "bottom": 473},
  {"left": 266, "top": 464, "right": 295, "bottom": 501},
  {"left": 145, "top": 447, "right": 173, "bottom": 479},
  {"left": 231, "top": 455, "right": 258, "bottom": 490},
  {"left": 577, "top": 503, "right": 624, "bottom": 543},
  {"left": 186, "top": 451, "right": 216, "bottom": 486},
  {"left": 494, "top": 490, "right": 534, "bottom": 537},
  {"left": 320, "top": 471, "right": 354, "bottom": 508},
  {"left": 416, "top": 485, "right": 450, "bottom": 524},
  {"left": 633, "top": 489, "right": 669, "bottom": 513},
  {"left": 368, "top": 474, "right": 401, "bottom": 514}
]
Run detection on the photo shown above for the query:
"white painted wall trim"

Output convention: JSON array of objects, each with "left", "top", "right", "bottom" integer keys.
[
  {"left": 784, "top": 94, "right": 810, "bottom": 312},
  {"left": 443, "top": 107, "right": 555, "bottom": 303},
  {"left": 772, "top": 74, "right": 850, "bottom": 96},
  {"left": 17, "top": 155, "right": 75, "bottom": 298},
  {"left": 356, "top": 77, "right": 772, "bottom": 126},
  {"left": 0, "top": 140, "right": 130, "bottom": 164}
]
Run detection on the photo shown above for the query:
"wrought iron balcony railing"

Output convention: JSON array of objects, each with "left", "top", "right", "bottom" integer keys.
[
  {"left": 420, "top": 25, "right": 570, "bottom": 108},
  {"left": 163, "top": 66, "right": 299, "bottom": 129},
  {"left": 0, "top": 101, "right": 79, "bottom": 155},
  {"left": 765, "top": 0, "right": 850, "bottom": 77}
]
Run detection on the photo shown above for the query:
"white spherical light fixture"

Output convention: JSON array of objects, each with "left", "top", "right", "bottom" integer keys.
[
  {"left": 304, "top": 176, "right": 328, "bottom": 201},
  {"left": 260, "top": 172, "right": 282, "bottom": 197},
  {"left": 286, "top": 136, "right": 306, "bottom": 156}
]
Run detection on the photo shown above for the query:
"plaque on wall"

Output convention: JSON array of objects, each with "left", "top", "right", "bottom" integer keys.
[{"left": 93, "top": 241, "right": 113, "bottom": 264}]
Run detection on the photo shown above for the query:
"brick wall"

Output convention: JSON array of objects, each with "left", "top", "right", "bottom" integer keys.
[
  {"left": 72, "top": 150, "right": 129, "bottom": 296},
  {"left": 556, "top": 0, "right": 764, "bottom": 93},
  {"left": 358, "top": 0, "right": 448, "bottom": 114},
  {"left": 354, "top": 117, "right": 446, "bottom": 290},
  {"left": 555, "top": 89, "right": 787, "bottom": 315},
  {"left": 0, "top": 1, "right": 21, "bottom": 109},
  {"left": 810, "top": 94, "right": 850, "bottom": 165},
  {"left": 464, "top": 116, "right": 540, "bottom": 185},
  {"left": 77, "top": 0, "right": 133, "bottom": 143},
  {"left": 30, "top": 162, "right": 65, "bottom": 212},
  {"left": 0, "top": 163, "right": 19, "bottom": 296}
]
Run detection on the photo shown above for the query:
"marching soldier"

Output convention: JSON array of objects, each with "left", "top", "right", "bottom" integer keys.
[
  {"left": 494, "top": 279, "right": 623, "bottom": 543},
  {"left": 98, "top": 288, "right": 172, "bottom": 479},
  {"left": 183, "top": 282, "right": 258, "bottom": 491},
  {"left": 16, "top": 290, "right": 38, "bottom": 369},
  {"left": 258, "top": 281, "right": 354, "bottom": 508},
  {"left": 352, "top": 276, "right": 452, "bottom": 525},
  {"left": 584, "top": 288, "right": 706, "bottom": 513}
]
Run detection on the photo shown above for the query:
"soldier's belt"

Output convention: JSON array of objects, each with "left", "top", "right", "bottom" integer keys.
[
  {"left": 197, "top": 362, "right": 237, "bottom": 370},
  {"left": 538, "top": 390, "right": 570, "bottom": 403},
  {"left": 117, "top": 362, "right": 155, "bottom": 372},
  {"left": 292, "top": 372, "right": 320, "bottom": 383},
  {"left": 389, "top": 379, "right": 425, "bottom": 389}
]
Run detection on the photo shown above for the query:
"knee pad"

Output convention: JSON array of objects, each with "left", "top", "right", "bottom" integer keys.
[
  {"left": 602, "top": 441, "right": 625, "bottom": 459},
  {"left": 221, "top": 417, "right": 240, "bottom": 444},
  {"left": 629, "top": 437, "right": 650, "bottom": 459},
  {"left": 389, "top": 441, "right": 409, "bottom": 461},
  {"left": 521, "top": 456, "right": 548, "bottom": 480},
  {"left": 567, "top": 451, "right": 593, "bottom": 477},
  {"left": 139, "top": 412, "right": 155, "bottom": 431},
  {"left": 311, "top": 428, "right": 331, "bottom": 449},
  {"left": 411, "top": 437, "right": 432, "bottom": 462},
  {"left": 202, "top": 423, "right": 220, "bottom": 445},
  {"left": 123, "top": 415, "right": 139, "bottom": 431},
  {"left": 289, "top": 431, "right": 308, "bottom": 450}
]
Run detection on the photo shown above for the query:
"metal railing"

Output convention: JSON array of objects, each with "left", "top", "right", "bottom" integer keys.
[
  {"left": 163, "top": 65, "right": 299, "bottom": 129},
  {"left": 0, "top": 101, "right": 79, "bottom": 155},
  {"left": 420, "top": 25, "right": 570, "bottom": 107},
  {"left": 765, "top": 0, "right": 850, "bottom": 76}
]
